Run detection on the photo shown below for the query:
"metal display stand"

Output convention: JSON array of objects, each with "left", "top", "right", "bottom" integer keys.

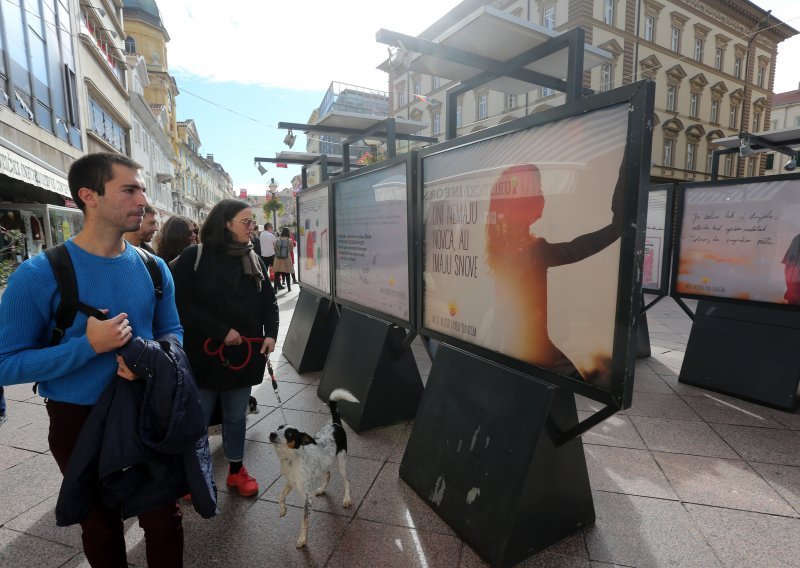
[
  {"left": 282, "top": 289, "right": 339, "bottom": 373},
  {"left": 680, "top": 300, "right": 800, "bottom": 411},
  {"left": 400, "top": 344, "right": 594, "bottom": 567},
  {"left": 317, "top": 307, "right": 423, "bottom": 432}
]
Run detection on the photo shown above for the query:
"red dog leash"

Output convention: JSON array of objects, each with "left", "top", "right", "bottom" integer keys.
[{"left": 203, "top": 337, "right": 265, "bottom": 371}]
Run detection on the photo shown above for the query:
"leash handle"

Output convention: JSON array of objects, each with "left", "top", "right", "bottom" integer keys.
[{"left": 202, "top": 337, "right": 265, "bottom": 371}]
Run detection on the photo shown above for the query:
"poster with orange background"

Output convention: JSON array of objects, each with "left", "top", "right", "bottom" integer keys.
[{"left": 675, "top": 178, "right": 800, "bottom": 305}]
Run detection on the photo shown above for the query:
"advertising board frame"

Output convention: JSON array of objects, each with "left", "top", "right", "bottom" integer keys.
[
  {"left": 670, "top": 172, "right": 800, "bottom": 311},
  {"left": 296, "top": 181, "right": 333, "bottom": 299},
  {"left": 330, "top": 152, "right": 417, "bottom": 329},
  {"left": 415, "top": 81, "right": 654, "bottom": 409},
  {"left": 643, "top": 183, "right": 676, "bottom": 295}
]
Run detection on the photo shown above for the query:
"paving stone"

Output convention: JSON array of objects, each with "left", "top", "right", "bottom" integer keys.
[
  {"left": 682, "top": 394, "right": 786, "bottom": 429},
  {"left": 0, "top": 527, "right": 79, "bottom": 568},
  {"left": 624, "top": 391, "right": 701, "bottom": 421},
  {"left": 578, "top": 412, "right": 646, "bottom": 450},
  {"left": 711, "top": 424, "right": 800, "bottom": 466},
  {"left": 629, "top": 415, "right": 738, "bottom": 459},
  {"left": 584, "top": 445, "right": 677, "bottom": 500},
  {"left": 749, "top": 462, "right": 800, "bottom": 516},
  {"left": 0, "top": 453, "right": 63, "bottom": 525}
]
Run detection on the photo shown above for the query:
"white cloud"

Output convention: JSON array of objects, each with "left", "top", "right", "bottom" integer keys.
[{"left": 159, "top": 1, "right": 463, "bottom": 92}]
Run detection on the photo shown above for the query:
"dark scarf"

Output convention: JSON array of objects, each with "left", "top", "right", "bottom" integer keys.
[{"left": 227, "top": 241, "right": 265, "bottom": 291}]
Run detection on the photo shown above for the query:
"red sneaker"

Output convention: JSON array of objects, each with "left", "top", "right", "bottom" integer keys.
[{"left": 226, "top": 465, "right": 259, "bottom": 497}]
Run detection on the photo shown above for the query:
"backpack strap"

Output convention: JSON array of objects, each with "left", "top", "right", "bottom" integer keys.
[{"left": 132, "top": 245, "right": 164, "bottom": 300}]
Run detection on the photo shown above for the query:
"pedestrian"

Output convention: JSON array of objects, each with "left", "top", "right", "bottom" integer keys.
[
  {"left": 124, "top": 204, "right": 158, "bottom": 253},
  {"left": 0, "top": 152, "right": 186, "bottom": 567},
  {"left": 171, "top": 199, "right": 279, "bottom": 497},
  {"left": 289, "top": 231, "right": 298, "bottom": 284},
  {"left": 154, "top": 215, "right": 197, "bottom": 264},
  {"left": 273, "top": 227, "right": 295, "bottom": 292},
  {"left": 259, "top": 222, "right": 281, "bottom": 289}
]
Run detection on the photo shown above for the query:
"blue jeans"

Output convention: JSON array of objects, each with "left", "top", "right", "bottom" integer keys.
[{"left": 198, "top": 387, "right": 251, "bottom": 462}]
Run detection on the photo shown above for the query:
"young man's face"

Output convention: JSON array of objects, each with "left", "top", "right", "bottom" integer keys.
[
  {"left": 92, "top": 164, "right": 148, "bottom": 232},
  {"left": 136, "top": 213, "right": 158, "bottom": 243}
]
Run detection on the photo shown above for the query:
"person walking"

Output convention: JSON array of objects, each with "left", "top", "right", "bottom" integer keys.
[
  {"left": 259, "top": 222, "right": 281, "bottom": 289},
  {"left": 154, "top": 216, "right": 197, "bottom": 264},
  {"left": 273, "top": 227, "right": 295, "bottom": 292},
  {"left": 171, "top": 200, "right": 279, "bottom": 497},
  {"left": 0, "top": 152, "right": 186, "bottom": 567},
  {"left": 123, "top": 204, "right": 158, "bottom": 253}
]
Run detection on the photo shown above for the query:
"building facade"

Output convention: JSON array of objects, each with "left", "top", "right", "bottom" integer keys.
[
  {"left": 175, "top": 120, "right": 233, "bottom": 221},
  {"left": 126, "top": 54, "right": 174, "bottom": 220},
  {"left": 384, "top": 0, "right": 797, "bottom": 182},
  {"left": 764, "top": 85, "right": 800, "bottom": 175}
]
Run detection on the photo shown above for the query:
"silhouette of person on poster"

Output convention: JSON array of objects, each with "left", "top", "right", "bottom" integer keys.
[
  {"left": 485, "top": 159, "right": 626, "bottom": 382},
  {"left": 781, "top": 234, "right": 800, "bottom": 304}
]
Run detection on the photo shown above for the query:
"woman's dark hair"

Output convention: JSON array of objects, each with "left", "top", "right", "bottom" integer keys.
[
  {"left": 201, "top": 199, "right": 249, "bottom": 252},
  {"left": 280, "top": 227, "right": 291, "bottom": 237},
  {"left": 155, "top": 216, "right": 194, "bottom": 263}
]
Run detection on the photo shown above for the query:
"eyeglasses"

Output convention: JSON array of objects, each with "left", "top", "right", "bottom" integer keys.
[{"left": 235, "top": 218, "right": 256, "bottom": 228}]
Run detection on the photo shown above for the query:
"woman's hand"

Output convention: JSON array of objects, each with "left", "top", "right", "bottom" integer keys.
[
  {"left": 224, "top": 328, "right": 242, "bottom": 346},
  {"left": 260, "top": 337, "right": 276, "bottom": 355}
]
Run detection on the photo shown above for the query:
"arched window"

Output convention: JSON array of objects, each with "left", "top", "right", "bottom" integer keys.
[{"left": 124, "top": 36, "right": 136, "bottom": 54}]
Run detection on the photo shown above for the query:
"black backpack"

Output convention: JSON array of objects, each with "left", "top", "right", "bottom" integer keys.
[{"left": 33, "top": 244, "right": 163, "bottom": 393}]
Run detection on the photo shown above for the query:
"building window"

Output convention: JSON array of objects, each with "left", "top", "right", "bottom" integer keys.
[
  {"left": 770, "top": 119, "right": 778, "bottom": 130},
  {"left": 543, "top": 5, "right": 555, "bottom": 30},
  {"left": 710, "top": 99, "right": 719, "bottom": 123},
  {"left": 729, "top": 105, "right": 738, "bottom": 129},
  {"left": 748, "top": 158, "right": 756, "bottom": 177},
  {"left": 124, "top": 36, "right": 136, "bottom": 54},
  {"left": 600, "top": 64, "right": 613, "bottom": 91},
  {"left": 644, "top": 16, "right": 655, "bottom": 41},
  {"left": 725, "top": 155, "right": 733, "bottom": 176},
  {"left": 89, "top": 97, "right": 128, "bottom": 154},
  {"left": 542, "top": 87, "right": 554, "bottom": 97},
  {"left": 694, "top": 38, "right": 703, "bottom": 62},
  {"left": 666, "top": 85, "right": 676, "bottom": 111},
  {"left": 456, "top": 99, "right": 463, "bottom": 127},
  {"left": 734, "top": 57, "right": 742, "bottom": 79},
  {"left": 714, "top": 47, "right": 723, "bottom": 70},
  {"left": 663, "top": 138, "right": 673, "bottom": 167},
  {"left": 796, "top": 116, "right": 800, "bottom": 127},
  {"left": 671, "top": 27, "right": 681, "bottom": 52},
  {"left": 397, "top": 91, "right": 406, "bottom": 107},
  {"left": 505, "top": 93, "right": 517, "bottom": 109},
  {"left": 477, "top": 93, "right": 488, "bottom": 119},
  {"left": 432, "top": 76, "right": 441, "bottom": 90},
  {"left": 413, "top": 76, "right": 422, "bottom": 95},
  {"left": 753, "top": 113, "right": 761, "bottom": 132},
  {"left": 603, "top": 0, "right": 614, "bottom": 25},
  {"left": 690, "top": 93, "right": 699, "bottom": 117},
  {"left": 707, "top": 149, "right": 714, "bottom": 172},
  {"left": 757, "top": 66, "right": 765, "bottom": 88},
  {"left": 432, "top": 112, "right": 441, "bottom": 135},
  {"left": 686, "top": 142, "right": 696, "bottom": 170}
]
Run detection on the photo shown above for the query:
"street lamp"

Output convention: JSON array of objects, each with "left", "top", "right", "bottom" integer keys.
[{"left": 268, "top": 177, "right": 278, "bottom": 230}]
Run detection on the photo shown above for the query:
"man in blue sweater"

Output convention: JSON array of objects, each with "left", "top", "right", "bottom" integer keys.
[{"left": 0, "top": 153, "right": 185, "bottom": 567}]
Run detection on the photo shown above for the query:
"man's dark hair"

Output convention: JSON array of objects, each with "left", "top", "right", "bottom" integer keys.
[
  {"left": 143, "top": 205, "right": 156, "bottom": 216},
  {"left": 200, "top": 199, "right": 250, "bottom": 252},
  {"left": 264, "top": 222, "right": 273, "bottom": 230},
  {"left": 68, "top": 153, "right": 142, "bottom": 211}
]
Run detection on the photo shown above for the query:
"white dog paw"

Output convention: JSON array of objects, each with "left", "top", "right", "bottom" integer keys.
[
  {"left": 343, "top": 497, "right": 353, "bottom": 508},
  {"left": 278, "top": 506, "right": 287, "bottom": 517},
  {"left": 314, "top": 488, "right": 326, "bottom": 496},
  {"left": 295, "top": 538, "right": 306, "bottom": 548}
]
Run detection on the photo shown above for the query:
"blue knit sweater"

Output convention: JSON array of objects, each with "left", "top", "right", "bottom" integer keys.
[{"left": 0, "top": 240, "right": 183, "bottom": 405}]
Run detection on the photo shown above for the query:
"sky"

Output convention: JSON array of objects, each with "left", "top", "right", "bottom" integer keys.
[{"left": 157, "top": 1, "right": 800, "bottom": 196}]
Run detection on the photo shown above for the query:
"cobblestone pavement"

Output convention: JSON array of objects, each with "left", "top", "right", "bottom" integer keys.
[{"left": 1, "top": 292, "right": 798, "bottom": 567}]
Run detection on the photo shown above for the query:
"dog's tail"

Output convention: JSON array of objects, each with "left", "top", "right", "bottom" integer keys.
[{"left": 328, "top": 389, "right": 359, "bottom": 426}]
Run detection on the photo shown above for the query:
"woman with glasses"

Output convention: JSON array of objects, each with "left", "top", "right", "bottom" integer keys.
[
  {"left": 154, "top": 215, "right": 198, "bottom": 264},
  {"left": 171, "top": 199, "right": 279, "bottom": 497}
]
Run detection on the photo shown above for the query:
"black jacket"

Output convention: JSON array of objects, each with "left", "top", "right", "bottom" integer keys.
[
  {"left": 172, "top": 244, "right": 279, "bottom": 391},
  {"left": 55, "top": 336, "right": 217, "bottom": 525}
]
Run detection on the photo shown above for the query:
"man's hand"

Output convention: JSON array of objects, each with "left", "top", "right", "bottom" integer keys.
[
  {"left": 116, "top": 355, "right": 139, "bottom": 381},
  {"left": 86, "top": 311, "right": 132, "bottom": 354},
  {"left": 224, "top": 328, "right": 242, "bottom": 346},
  {"left": 260, "top": 337, "right": 276, "bottom": 355}
]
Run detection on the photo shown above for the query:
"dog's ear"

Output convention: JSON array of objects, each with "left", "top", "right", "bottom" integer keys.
[{"left": 300, "top": 433, "right": 317, "bottom": 446}]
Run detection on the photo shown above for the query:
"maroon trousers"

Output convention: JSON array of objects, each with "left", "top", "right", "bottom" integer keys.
[{"left": 47, "top": 400, "right": 184, "bottom": 568}]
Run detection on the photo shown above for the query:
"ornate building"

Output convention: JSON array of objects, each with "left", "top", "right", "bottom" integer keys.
[{"left": 384, "top": 0, "right": 797, "bottom": 182}]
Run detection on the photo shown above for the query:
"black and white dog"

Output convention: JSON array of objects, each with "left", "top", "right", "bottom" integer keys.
[{"left": 268, "top": 388, "right": 358, "bottom": 548}]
